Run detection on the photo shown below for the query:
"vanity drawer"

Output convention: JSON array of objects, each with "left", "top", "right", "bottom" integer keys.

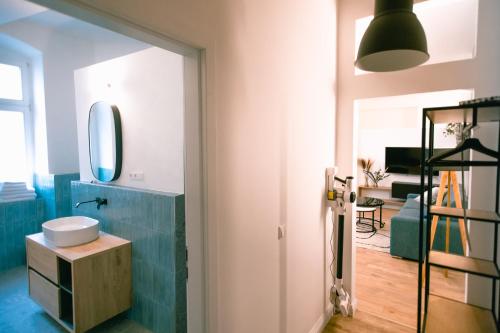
[
  {"left": 29, "top": 269, "right": 61, "bottom": 318},
  {"left": 27, "top": 238, "right": 59, "bottom": 284}
]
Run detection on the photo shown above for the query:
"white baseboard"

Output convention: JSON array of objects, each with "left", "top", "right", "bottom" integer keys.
[
  {"left": 350, "top": 296, "right": 357, "bottom": 315},
  {"left": 308, "top": 304, "right": 334, "bottom": 333}
]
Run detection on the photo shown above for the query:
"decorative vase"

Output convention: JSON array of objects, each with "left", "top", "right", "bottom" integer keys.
[{"left": 364, "top": 175, "right": 369, "bottom": 187}]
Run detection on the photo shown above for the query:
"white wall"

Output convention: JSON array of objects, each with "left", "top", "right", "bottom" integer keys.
[
  {"left": 74, "top": 47, "right": 185, "bottom": 194},
  {"left": 38, "top": 0, "right": 339, "bottom": 332},
  {"left": 213, "top": 1, "right": 337, "bottom": 332},
  {"left": 338, "top": 0, "right": 500, "bottom": 311},
  {"left": 0, "top": 14, "right": 148, "bottom": 175},
  {"left": 467, "top": 123, "right": 499, "bottom": 309}
]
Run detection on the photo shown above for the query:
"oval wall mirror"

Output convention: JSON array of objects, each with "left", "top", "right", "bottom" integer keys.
[{"left": 88, "top": 101, "right": 122, "bottom": 182}]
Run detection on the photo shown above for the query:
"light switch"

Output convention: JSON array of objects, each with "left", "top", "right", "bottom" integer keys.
[
  {"left": 278, "top": 224, "right": 286, "bottom": 240},
  {"left": 129, "top": 172, "right": 144, "bottom": 180}
]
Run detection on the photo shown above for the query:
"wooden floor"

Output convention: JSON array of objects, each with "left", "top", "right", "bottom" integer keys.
[{"left": 323, "top": 209, "right": 465, "bottom": 332}]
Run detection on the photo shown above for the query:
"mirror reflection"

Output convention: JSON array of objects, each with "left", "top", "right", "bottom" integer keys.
[{"left": 88, "top": 101, "right": 122, "bottom": 182}]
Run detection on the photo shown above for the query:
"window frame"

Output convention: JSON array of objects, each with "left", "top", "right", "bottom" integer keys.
[{"left": 0, "top": 54, "right": 34, "bottom": 184}]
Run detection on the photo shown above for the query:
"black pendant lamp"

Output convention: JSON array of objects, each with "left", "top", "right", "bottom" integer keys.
[{"left": 355, "top": 0, "right": 429, "bottom": 72}]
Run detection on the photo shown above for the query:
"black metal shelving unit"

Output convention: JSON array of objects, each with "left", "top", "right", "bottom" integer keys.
[{"left": 418, "top": 101, "right": 500, "bottom": 333}]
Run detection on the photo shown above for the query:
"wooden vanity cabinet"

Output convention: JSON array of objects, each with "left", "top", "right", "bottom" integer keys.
[{"left": 26, "top": 232, "right": 132, "bottom": 333}]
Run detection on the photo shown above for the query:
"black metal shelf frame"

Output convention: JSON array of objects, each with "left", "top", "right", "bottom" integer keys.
[
  {"left": 428, "top": 250, "right": 500, "bottom": 279},
  {"left": 418, "top": 102, "right": 500, "bottom": 333}
]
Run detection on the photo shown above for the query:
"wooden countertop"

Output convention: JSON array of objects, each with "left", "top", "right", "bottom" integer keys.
[{"left": 26, "top": 232, "right": 130, "bottom": 262}]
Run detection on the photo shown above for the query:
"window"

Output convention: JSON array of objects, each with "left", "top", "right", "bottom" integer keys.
[
  {"left": 0, "top": 112, "right": 28, "bottom": 180},
  {"left": 0, "top": 58, "right": 32, "bottom": 183},
  {"left": 0, "top": 63, "right": 23, "bottom": 100}
]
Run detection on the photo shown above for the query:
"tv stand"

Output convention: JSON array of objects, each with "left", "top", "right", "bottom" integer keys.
[
  {"left": 392, "top": 181, "right": 432, "bottom": 199},
  {"left": 358, "top": 185, "right": 404, "bottom": 207}
]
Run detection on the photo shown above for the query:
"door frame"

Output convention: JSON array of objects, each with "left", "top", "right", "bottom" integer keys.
[{"left": 28, "top": 1, "right": 210, "bottom": 331}]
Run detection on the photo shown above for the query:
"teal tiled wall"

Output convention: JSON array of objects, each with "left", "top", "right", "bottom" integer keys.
[
  {"left": 0, "top": 199, "right": 45, "bottom": 272},
  {"left": 71, "top": 181, "right": 186, "bottom": 333},
  {"left": 34, "top": 173, "right": 80, "bottom": 220},
  {"left": 54, "top": 174, "right": 80, "bottom": 217},
  {"left": 0, "top": 172, "right": 77, "bottom": 273},
  {"left": 34, "top": 174, "right": 55, "bottom": 219}
]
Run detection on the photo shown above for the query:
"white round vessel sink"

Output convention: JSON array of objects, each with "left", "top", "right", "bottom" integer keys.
[{"left": 42, "top": 216, "right": 100, "bottom": 247}]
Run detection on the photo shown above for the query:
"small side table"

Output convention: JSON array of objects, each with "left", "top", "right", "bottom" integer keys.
[
  {"left": 357, "top": 196, "right": 385, "bottom": 228},
  {"left": 356, "top": 206, "right": 377, "bottom": 233}
]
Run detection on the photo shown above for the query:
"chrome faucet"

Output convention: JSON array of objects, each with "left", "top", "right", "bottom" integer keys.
[{"left": 75, "top": 197, "right": 108, "bottom": 210}]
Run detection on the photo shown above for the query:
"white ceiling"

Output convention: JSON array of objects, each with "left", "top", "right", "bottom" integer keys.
[
  {"left": 0, "top": 1, "right": 149, "bottom": 47},
  {"left": 0, "top": 0, "right": 46, "bottom": 25},
  {"left": 26, "top": 10, "right": 130, "bottom": 42}
]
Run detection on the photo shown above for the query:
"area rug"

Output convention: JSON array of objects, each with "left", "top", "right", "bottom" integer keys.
[{"left": 356, "top": 215, "right": 391, "bottom": 253}]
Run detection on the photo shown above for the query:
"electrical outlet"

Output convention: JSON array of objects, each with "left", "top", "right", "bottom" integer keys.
[{"left": 129, "top": 172, "right": 144, "bottom": 180}]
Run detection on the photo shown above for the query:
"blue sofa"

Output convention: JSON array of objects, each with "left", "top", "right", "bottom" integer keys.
[{"left": 390, "top": 193, "right": 463, "bottom": 260}]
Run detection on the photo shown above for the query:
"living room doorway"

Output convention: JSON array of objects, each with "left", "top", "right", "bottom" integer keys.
[{"left": 352, "top": 89, "right": 473, "bottom": 329}]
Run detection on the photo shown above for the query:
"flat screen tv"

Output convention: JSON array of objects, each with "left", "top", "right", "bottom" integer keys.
[{"left": 385, "top": 147, "right": 447, "bottom": 175}]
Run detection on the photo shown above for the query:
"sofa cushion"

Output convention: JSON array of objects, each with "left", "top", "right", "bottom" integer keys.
[
  {"left": 442, "top": 187, "right": 468, "bottom": 207},
  {"left": 398, "top": 207, "right": 420, "bottom": 218},
  {"left": 403, "top": 198, "right": 420, "bottom": 210},
  {"left": 390, "top": 195, "right": 463, "bottom": 260},
  {"left": 399, "top": 197, "right": 427, "bottom": 218},
  {"left": 390, "top": 214, "right": 463, "bottom": 260},
  {"left": 414, "top": 187, "right": 440, "bottom": 205}
]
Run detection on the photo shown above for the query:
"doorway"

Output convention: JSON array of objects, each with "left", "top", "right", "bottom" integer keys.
[
  {"left": 0, "top": 1, "right": 207, "bottom": 332},
  {"left": 351, "top": 89, "right": 473, "bottom": 328}
]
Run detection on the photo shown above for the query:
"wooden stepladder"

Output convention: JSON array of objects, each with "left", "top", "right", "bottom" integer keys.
[{"left": 429, "top": 170, "right": 468, "bottom": 276}]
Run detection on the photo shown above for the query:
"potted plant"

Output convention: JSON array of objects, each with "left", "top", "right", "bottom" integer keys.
[
  {"left": 363, "top": 168, "right": 390, "bottom": 187},
  {"left": 443, "top": 122, "right": 469, "bottom": 144}
]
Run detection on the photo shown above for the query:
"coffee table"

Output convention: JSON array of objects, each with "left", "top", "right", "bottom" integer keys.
[{"left": 357, "top": 196, "right": 385, "bottom": 228}]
